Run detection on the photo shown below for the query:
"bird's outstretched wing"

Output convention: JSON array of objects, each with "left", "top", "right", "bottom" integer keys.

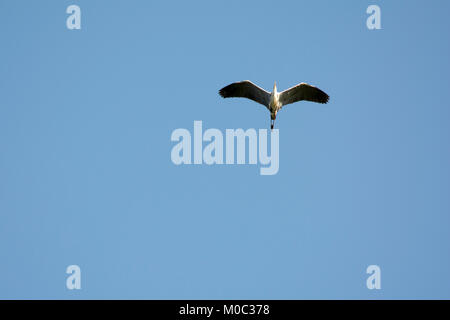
[
  {"left": 279, "top": 83, "right": 329, "bottom": 107},
  {"left": 219, "top": 80, "right": 271, "bottom": 109}
]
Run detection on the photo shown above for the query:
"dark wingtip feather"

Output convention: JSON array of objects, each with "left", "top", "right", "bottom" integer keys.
[
  {"left": 319, "top": 89, "right": 330, "bottom": 104},
  {"left": 218, "top": 85, "right": 230, "bottom": 98}
]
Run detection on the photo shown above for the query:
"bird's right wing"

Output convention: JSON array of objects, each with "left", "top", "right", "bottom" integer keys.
[
  {"left": 279, "top": 83, "right": 329, "bottom": 106},
  {"left": 219, "top": 80, "right": 270, "bottom": 109}
]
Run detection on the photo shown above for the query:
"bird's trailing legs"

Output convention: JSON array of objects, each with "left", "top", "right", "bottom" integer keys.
[{"left": 271, "top": 119, "right": 275, "bottom": 130}]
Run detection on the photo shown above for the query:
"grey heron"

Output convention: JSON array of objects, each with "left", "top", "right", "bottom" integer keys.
[{"left": 219, "top": 80, "right": 329, "bottom": 129}]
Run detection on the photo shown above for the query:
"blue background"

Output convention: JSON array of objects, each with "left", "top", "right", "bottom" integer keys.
[{"left": 1, "top": 0, "right": 449, "bottom": 299}]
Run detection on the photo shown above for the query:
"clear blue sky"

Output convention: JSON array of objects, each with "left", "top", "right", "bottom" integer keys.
[{"left": 1, "top": 0, "right": 449, "bottom": 299}]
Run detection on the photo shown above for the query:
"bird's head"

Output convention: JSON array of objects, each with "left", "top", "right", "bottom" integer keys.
[{"left": 273, "top": 81, "right": 277, "bottom": 93}]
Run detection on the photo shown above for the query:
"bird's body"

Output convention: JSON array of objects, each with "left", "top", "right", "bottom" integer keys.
[
  {"left": 268, "top": 83, "right": 281, "bottom": 121},
  {"left": 219, "top": 80, "right": 329, "bottom": 129}
]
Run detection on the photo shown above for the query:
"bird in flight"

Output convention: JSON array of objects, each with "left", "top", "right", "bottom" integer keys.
[{"left": 219, "top": 80, "right": 329, "bottom": 129}]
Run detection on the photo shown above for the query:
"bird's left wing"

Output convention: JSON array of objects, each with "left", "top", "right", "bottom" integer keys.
[
  {"left": 279, "top": 83, "right": 329, "bottom": 106},
  {"left": 219, "top": 80, "right": 271, "bottom": 109}
]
